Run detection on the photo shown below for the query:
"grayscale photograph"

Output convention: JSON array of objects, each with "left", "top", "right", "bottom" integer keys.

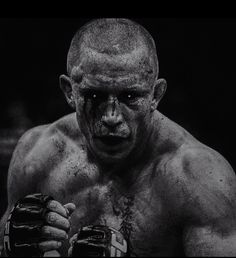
[{"left": 0, "top": 18, "right": 236, "bottom": 257}]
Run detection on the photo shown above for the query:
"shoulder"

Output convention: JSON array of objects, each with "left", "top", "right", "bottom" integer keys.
[
  {"left": 16, "top": 112, "right": 79, "bottom": 161},
  {"left": 6, "top": 123, "right": 48, "bottom": 205},
  {"left": 178, "top": 143, "right": 236, "bottom": 197},
  {"left": 8, "top": 123, "right": 49, "bottom": 175},
  {"left": 7, "top": 113, "right": 80, "bottom": 203},
  {"left": 164, "top": 142, "right": 236, "bottom": 228},
  {"left": 11, "top": 113, "right": 77, "bottom": 162},
  {"left": 168, "top": 142, "right": 236, "bottom": 184}
]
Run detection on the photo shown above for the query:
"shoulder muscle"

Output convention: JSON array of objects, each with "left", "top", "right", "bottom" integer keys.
[
  {"left": 181, "top": 146, "right": 236, "bottom": 231},
  {"left": 7, "top": 125, "right": 48, "bottom": 206}
]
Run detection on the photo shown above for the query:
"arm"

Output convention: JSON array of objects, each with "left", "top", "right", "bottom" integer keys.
[
  {"left": 0, "top": 128, "right": 41, "bottom": 254},
  {"left": 0, "top": 126, "right": 75, "bottom": 257},
  {"left": 184, "top": 225, "right": 236, "bottom": 256},
  {"left": 0, "top": 211, "right": 11, "bottom": 256},
  {"left": 181, "top": 148, "right": 236, "bottom": 256}
]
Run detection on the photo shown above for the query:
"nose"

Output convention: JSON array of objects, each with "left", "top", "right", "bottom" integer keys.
[{"left": 101, "top": 97, "right": 122, "bottom": 128}]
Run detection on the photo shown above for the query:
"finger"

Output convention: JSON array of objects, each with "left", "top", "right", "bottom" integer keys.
[
  {"left": 47, "top": 200, "right": 68, "bottom": 218},
  {"left": 69, "top": 233, "right": 78, "bottom": 245},
  {"left": 64, "top": 203, "right": 76, "bottom": 216},
  {"left": 44, "top": 250, "right": 60, "bottom": 257},
  {"left": 38, "top": 240, "right": 62, "bottom": 252},
  {"left": 68, "top": 246, "right": 73, "bottom": 257},
  {"left": 42, "top": 225, "right": 68, "bottom": 241},
  {"left": 46, "top": 212, "right": 70, "bottom": 231}
]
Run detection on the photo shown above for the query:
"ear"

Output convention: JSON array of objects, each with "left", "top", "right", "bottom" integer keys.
[
  {"left": 59, "top": 74, "right": 75, "bottom": 109},
  {"left": 151, "top": 78, "right": 167, "bottom": 111}
]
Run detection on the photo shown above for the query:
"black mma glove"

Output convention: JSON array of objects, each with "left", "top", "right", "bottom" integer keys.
[
  {"left": 3, "top": 193, "right": 53, "bottom": 257},
  {"left": 70, "top": 225, "right": 128, "bottom": 257}
]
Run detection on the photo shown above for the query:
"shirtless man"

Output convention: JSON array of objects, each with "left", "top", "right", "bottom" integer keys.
[{"left": 1, "top": 18, "right": 236, "bottom": 257}]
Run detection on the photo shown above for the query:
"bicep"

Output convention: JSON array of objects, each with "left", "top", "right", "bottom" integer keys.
[
  {"left": 180, "top": 148, "right": 236, "bottom": 256},
  {"left": 0, "top": 149, "right": 21, "bottom": 253},
  {"left": 183, "top": 225, "right": 236, "bottom": 256},
  {"left": 0, "top": 144, "right": 29, "bottom": 244},
  {"left": 0, "top": 129, "right": 42, "bottom": 253},
  {"left": 6, "top": 129, "right": 40, "bottom": 206}
]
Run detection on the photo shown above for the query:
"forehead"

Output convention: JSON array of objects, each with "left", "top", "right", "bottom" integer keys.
[
  {"left": 71, "top": 67, "right": 152, "bottom": 92},
  {"left": 71, "top": 47, "right": 155, "bottom": 90},
  {"left": 82, "top": 74, "right": 149, "bottom": 91}
]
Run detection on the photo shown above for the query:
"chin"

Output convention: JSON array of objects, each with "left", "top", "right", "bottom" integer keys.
[
  {"left": 98, "top": 151, "right": 130, "bottom": 164},
  {"left": 91, "top": 143, "right": 132, "bottom": 164}
]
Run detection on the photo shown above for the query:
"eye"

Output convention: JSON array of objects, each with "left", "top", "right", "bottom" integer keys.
[
  {"left": 92, "top": 93, "right": 97, "bottom": 99},
  {"left": 119, "top": 92, "right": 138, "bottom": 103},
  {"left": 83, "top": 90, "right": 106, "bottom": 102}
]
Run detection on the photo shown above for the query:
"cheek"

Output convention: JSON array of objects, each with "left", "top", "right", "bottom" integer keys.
[
  {"left": 75, "top": 96, "right": 94, "bottom": 135},
  {"left": 122, "top": 99, "right": 152, "bottom": 124},
  {"left": 120, "top": 104, "right": 135, "bottom": 122},
  {"left": 76, "top": 97, "right": 103, "bottom": 132},
  {"left": 120, "top": 103, "right": 151, "bottom": 139}
]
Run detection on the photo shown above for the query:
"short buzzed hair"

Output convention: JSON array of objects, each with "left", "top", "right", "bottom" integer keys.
[{"left": 67, "top": 18, "right": 159, "bottom": 78}]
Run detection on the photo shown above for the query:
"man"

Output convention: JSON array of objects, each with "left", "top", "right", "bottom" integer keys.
[{"left": 1, "top": 18, "right": 236, "bottom": 257}]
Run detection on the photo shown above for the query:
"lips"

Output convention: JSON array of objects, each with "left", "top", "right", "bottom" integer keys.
[
  {"left": 94, "top": 135, "right": 129, "bottom": 150},
  {"left": 98, "top": 135, "right": 126, "bottom": 145}
]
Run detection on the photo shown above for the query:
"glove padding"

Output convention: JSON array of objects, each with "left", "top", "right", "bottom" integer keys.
[
  {"left": 71, "top": 225, "right": 128, "bottom": 257},
  {"left": 3, "top": 193, "right": 53, "bottom": 257}
]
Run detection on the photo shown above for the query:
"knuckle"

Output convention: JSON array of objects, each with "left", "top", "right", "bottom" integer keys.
[
  {"left": 56, "top": 228, "right": 67, "bottom": 238},
  {"left": 48, "top": 201, "right": 68, "bottom": 218},
  {"left": 62, "top": 228, "right": 67, "bottom": 235},
  {"left": 42, "top": 226, "right": 52, "bottom": 237},
  {"left": 62, "top": 231, "right": 68, "bottom": 239},
  {"left": 47, "top": 212, "right": 56, "bottom": 223},
  {"left": 64, "top": 219, "right": 70, "bottom": 228},
  {"left": 47, "top": 200, "right": 57, "bottom": 209}
]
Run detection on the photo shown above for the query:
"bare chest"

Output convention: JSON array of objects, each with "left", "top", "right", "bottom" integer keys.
[{"left": 40, "top": 153, "right": 183, "bottom": 256}]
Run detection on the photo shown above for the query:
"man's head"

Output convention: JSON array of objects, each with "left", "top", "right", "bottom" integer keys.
[{"left": 60, "top": 18, "right": 167, "bottom": 163}]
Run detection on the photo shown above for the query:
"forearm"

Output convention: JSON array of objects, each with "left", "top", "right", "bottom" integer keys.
[{"left": 0, "top": 211, "right": 10, "bottom": 257}]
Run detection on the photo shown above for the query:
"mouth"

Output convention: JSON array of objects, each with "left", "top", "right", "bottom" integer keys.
[{"left": 94, "top": 135, "right": 129, "bottom": 150}]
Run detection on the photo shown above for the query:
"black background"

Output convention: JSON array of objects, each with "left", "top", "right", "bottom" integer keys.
[{"left": 0, "top": 18, "right": 236, "bottom": 215}]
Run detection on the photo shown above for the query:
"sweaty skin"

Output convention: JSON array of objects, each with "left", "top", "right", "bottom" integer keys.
[{"left": 1, "top": 19, "right": 236, "bottom": 257}]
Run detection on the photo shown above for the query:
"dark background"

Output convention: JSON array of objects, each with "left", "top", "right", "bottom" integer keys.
[{"left": 0, "top": 18, "right": 236, "bottom": 217}]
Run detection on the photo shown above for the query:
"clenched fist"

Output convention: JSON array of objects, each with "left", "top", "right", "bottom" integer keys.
[
  {"left": 3, "top": 193, "right": 75, "bottom": 257},
  {"left": 68, "top": 225, "right": 128, "bottom": 257}
]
